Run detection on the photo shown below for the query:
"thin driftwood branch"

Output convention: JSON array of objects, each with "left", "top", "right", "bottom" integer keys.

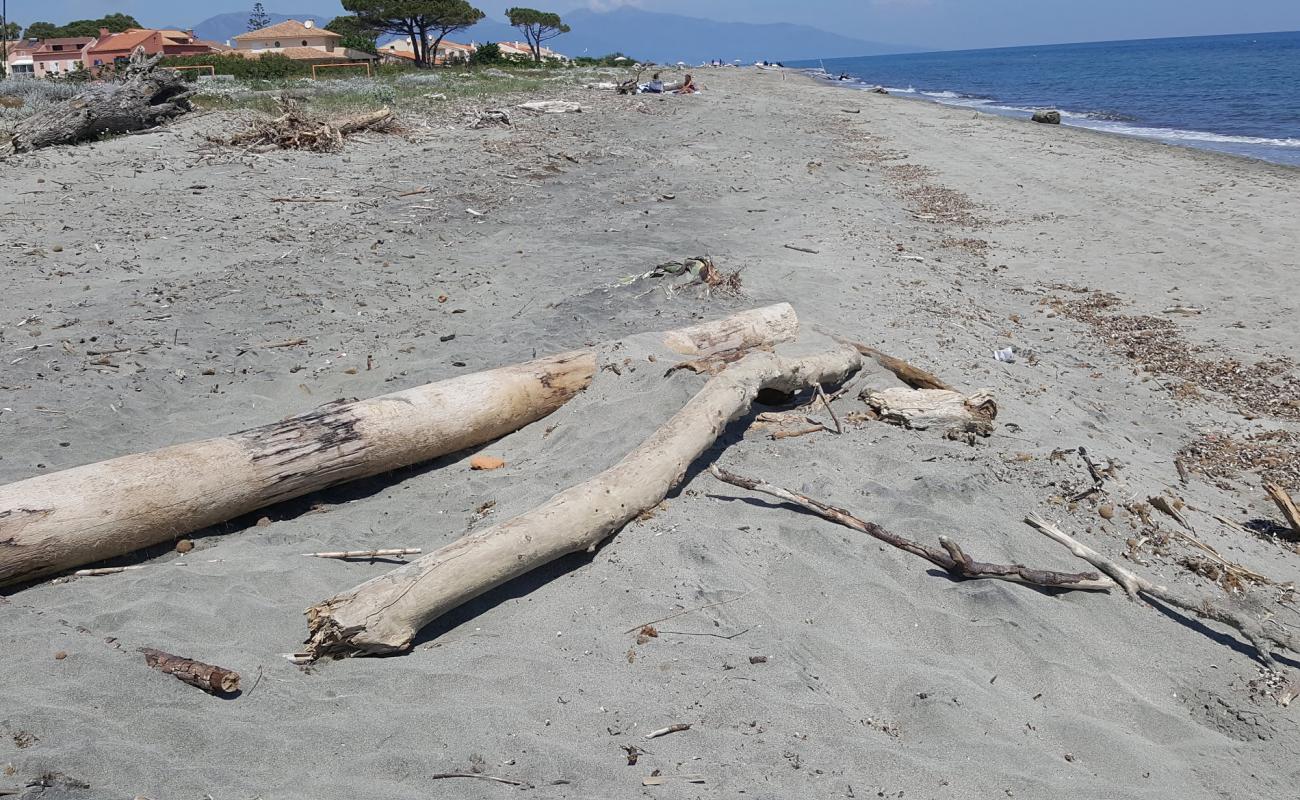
[
  {"left": 710, "top": 467, "right": 1112, "bottom": 591},
  {"left": 304, "top": 346, "right": 863, "bottom": 658},
  {"left": 140, "top": 648, "right": 240, "bottom": 695},
  {"left": 1025, "top": 514, "right": 1299, "bottom": 669},
  {"left": 828, "top": 336, "right": 954, "bottom": 390},
  {"left": 1, "top": 305, "right": 798, "bottom": 588}
]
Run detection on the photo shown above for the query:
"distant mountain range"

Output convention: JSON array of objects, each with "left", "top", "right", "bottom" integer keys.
[{"left": 182, "top": 7, "right": 911, "bottom": 62}]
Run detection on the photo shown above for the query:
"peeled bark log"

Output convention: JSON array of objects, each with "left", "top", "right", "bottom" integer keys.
[
  {"left": 0, "top": 305, "right": 797, "bottom": 588},
  {"left": 140, "top": 648, "right": 240, "bottom": 695},
  {"left": 863, "top": 387, "right": 997, "bottom": 436},
  {"left": 4, "top": 54, "right": 194, "bottom": 155},
  {"left": 305, "top": 345, "right": 863, "bottom": 658}
]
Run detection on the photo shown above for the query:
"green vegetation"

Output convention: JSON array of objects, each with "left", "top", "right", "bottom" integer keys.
[
  {"left": 23, "top": 13, "right": 140, "bottom": 40},
  {"left": 341, "top": 0, "right": 484, "bottom": 67},
  {"left": 160, "top": 53, "right": 312, "bottom": 80},
  {"left": 248, "top": 3, "right": 272, "bottom": 32},
  {"left": 505, "top": 7, "right": 570, "bottom": 62},
  {"left": 325, "top": 15, "right": 380, "bottom": 54}
]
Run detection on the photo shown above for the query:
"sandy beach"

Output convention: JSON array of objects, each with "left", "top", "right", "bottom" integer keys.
[{"left": 3, "top": 67, "right": 1299, "bottom": 798}]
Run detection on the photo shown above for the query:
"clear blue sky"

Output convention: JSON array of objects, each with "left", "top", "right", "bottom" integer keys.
[{"left": 3, "top": 0, "right": 1298, "bottom": 50}]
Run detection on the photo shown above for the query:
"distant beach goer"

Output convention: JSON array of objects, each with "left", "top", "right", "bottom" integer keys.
[
  {"left": 644, "top": 73, "right": 665, "bottom": 93},
  {"left": 674, "top": 74, "right": 698, "bottom": 94}
]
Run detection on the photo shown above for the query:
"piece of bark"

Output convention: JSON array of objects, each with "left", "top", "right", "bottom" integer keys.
[
  {"left": 304, "top": 346, "right": 862, "bottom": 658},
  {"left": 862, "top": 387, "right": 997, "bottom": 436},
  {"left": 0, "top": 305, "right": 798, "bottom": 588},
  {"left": 1264, "top": 483, "right": 1300, "bottom": 536},
  {"left": 711, "top": 467, "right": 1112, "bottom": 590},
  {"left": 832, "top": 338, "right": 953, "bottom": 390},
  {"left": 4, "top": 55, "right": 194, "bottom": 154},
  {"left": 140, "top": 648, "right": 240, "bottom": 695},
  {"left": 1025, "top": 514, "right": 1299, "bottom": 669}
]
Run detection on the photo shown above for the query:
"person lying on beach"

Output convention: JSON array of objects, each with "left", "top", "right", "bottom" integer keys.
[{"left": 672, "top": 74, "right": 699, "bottom": 94}]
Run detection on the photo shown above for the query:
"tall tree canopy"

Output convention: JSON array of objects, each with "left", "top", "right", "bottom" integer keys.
[
  {"left": 248, "top": 3, "right": 272, "bottom": 32},
  {"left": 505, "top": 7, "right": 569, "bottom": 62},
  {"left": 342, "top": 0, "right": 483, "bottom": 67},
  {"left": 22, "top": 13, "right": 140, "bottom": 40},
  {"left": 325, "top": 15, "right": 381, "bottom": 54}
]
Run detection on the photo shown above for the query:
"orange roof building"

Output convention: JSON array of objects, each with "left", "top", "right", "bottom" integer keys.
[
  {"left": 85, "top": 29, "right": 217, "bottom": 72},
  {"left": 232, "top": 19, "right": 374, "bottom": 62}
]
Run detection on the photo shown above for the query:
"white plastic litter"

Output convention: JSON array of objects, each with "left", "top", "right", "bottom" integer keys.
[{"left": 993, "top": 347, "right": 1017, "bottom": 363}]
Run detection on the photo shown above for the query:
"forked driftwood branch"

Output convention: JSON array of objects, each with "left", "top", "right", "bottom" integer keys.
[
  {"left": 1025, "top": 514, "right": 1299, "bottom": 669},
  {"left": 709, "top": 467, "right": 1112, "bottom": 591},
  {"left": 304, "top": 346, "right": 863, "bottom": 658},
  {"left": 0, "top": 305, "right": 798, "bottom": 587}
]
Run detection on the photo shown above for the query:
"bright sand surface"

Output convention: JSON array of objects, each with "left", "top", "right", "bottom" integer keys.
[{"left": 2, "top": 68, "right": 1299, "bottom": 798}]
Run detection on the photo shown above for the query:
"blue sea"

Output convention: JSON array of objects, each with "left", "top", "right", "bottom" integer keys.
[{"left": 792, "top": 31, "right": 1300, "bottom": 166}]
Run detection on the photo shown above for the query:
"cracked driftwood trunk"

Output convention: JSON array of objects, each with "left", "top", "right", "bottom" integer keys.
[
  {"left": 4, "top": 54, "right": 195, "bottom": 155},
  {"left": 305, "top": 344, "right": 863, "bottom": 658},
  {"left": 0, "top": 305, "right": 799, "bottom": 587}
]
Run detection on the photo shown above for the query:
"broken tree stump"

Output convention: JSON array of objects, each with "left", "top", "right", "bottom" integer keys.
[
  {"left": 0, "top": 305, "right": 798, "bottom": 587},
  {"left": 4, "top": 54, "right": 194, "bottom": 155},
  {"left": 304, "top": 344, "right": 862, "bottom": 658},
  {"left": 140, "top": 648, "right": 240, "bottom": 695}
]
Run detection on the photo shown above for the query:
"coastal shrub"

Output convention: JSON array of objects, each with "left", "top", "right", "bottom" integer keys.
[
  {"left": 470, "top": 43, "right": 504, "bottom": 65},
  {"left": 0, "top": 78, "right": 79, "bottom": 104},
  {"left": 160, "top": 53, "right": 311, "bottom": 81}
]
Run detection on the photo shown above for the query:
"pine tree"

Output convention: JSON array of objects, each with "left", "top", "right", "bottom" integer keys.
[{"left": 248, "top": 3, "right": 272, "bottom": 31}]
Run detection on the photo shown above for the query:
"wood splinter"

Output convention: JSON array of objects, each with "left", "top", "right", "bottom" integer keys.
[
  {"left": 140, "top": 648, "right": 240, "bottom": 695},
  {"left": 710, "top": 466, "right": 1112, "bottom": 591},
  {"left": 1264, "top": 482, "right": 1300, "bottom": 537},
  {"left": 644, "top": 723, "right": 692, "bottom": 740},
  {"left": 304, "top": 549, "right": 421, "bottom": 560}
]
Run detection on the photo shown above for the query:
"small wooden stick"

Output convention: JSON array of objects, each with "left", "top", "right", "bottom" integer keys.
[
  {"left": 73, "top": 565, "right": 145, "bottom": 577},
  {"left": 303, "top": 548, "right": 422, "bottom": 560},
  {"left": 1264, "top": 482, "right": 1300, "bottom": 536},
  {"left": 429, "top": 774, "right": 526, "bottom": 787},
  {"left": 140, "top": 648, "right": 240, "bottom": 695},
  {"left": 644, "top": 723, "right": 692, "bottom": 740},
  {"left": 1025, "top": 514, "right": 1298, "bottom": 669},
  {"left": 771, "top": 424, "right": 825, "bottom": 440},
  {"left": 711, "top": 466, "right": 1112, "bottom": 591},
  {"left": 815, "top": 383, "right": 842, "bottom": 434}
]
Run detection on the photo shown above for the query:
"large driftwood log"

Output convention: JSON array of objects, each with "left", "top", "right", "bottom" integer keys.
[
  {"left": 304, "top": 345, "right": 863, "bottom": 658},
  {"left": 0, "top": 305, "right": 798, "bottom": 588},
  {"left": 4, "top": 54, "right": 194, "bottom": 155}
]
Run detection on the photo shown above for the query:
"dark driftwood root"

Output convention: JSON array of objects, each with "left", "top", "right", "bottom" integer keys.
[
  {"left": 710, "top": 466, "right": 1112, "bottom": 591},
  {"left": 140, "top": 648, "right": 240, "bottom": 694},
  {"left": 5, "top": 54, "right": 194, "bottom": 154}
]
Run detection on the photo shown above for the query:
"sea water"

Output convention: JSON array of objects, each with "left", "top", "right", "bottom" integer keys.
[{"left": 794, "top": 31, "right": 1300, "bottom": 166}]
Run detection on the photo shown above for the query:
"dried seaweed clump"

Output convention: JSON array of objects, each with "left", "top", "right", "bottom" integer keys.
[
  {"left": 1178, "top": 430, "right": 1300, "bottom": 487},
  {"left": 1052, "top": 292, "right": 1300, "bottom": 421}
]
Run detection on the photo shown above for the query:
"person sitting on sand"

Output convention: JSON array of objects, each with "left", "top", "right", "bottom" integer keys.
[
  {"left": 673, "top": 74, "right": 698, "bottom": 94},
  {"left": 644, "top": 73, "right": 664, "bottom": 94}
]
